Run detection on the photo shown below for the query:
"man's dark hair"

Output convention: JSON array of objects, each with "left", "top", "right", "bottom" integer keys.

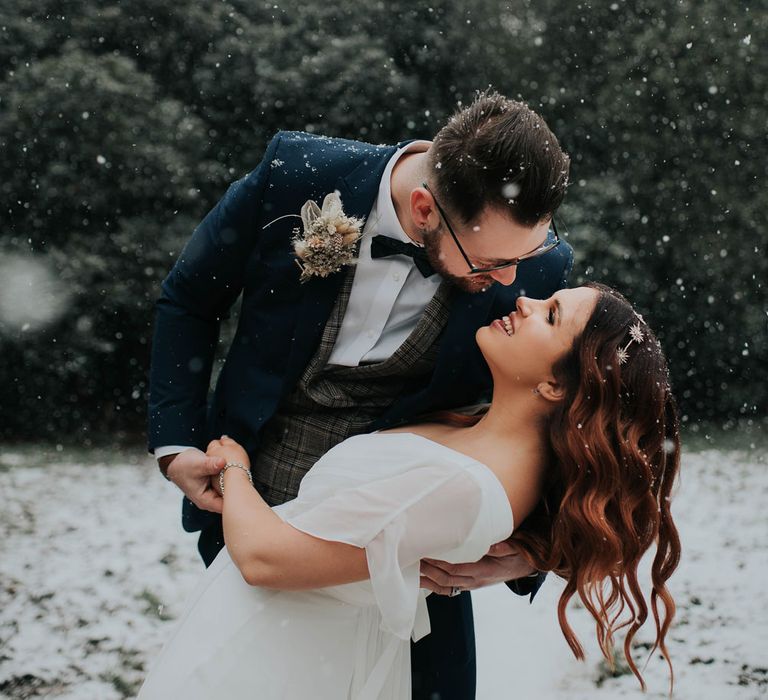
[{"left": 428, "top": 91, "right": 570, "bottom": 227}]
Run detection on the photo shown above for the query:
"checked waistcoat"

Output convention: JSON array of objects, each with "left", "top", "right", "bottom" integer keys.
[{"left": 252, "top": 269, "right": 454, "bottom": 506}]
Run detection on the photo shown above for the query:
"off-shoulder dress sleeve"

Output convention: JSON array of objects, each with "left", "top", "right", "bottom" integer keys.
[{"left": 279, "top": 461, "right": 513, "bottom": 641}]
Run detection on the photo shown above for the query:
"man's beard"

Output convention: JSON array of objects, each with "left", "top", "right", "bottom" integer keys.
[{"left": 421, "top": 226, "right": 495, "bottom": 293}]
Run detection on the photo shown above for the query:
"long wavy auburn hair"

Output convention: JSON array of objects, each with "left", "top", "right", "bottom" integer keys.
[{"left": 427, "top": 283, "right": 682, "bottom": 691}]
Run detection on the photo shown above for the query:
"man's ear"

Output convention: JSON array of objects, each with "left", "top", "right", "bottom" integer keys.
[
  {"left": 536, "top": 380, "right": 565, "bottom": 403},
  {"left": 410, "top": 187, "right": 439, "bottom": 230}
]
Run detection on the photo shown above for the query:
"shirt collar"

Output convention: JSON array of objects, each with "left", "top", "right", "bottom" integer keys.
[{"left": 376, "top": 140, "right": 432, "bottom": 244}]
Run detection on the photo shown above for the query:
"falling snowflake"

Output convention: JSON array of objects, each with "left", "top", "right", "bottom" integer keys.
[{"left": 0, "top": 254, "right": 71, "bottom": 333}]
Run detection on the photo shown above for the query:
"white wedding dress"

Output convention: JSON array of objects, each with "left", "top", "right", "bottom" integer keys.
[{"left": 137, "top": 432, "right": 514, "bottom": 699}]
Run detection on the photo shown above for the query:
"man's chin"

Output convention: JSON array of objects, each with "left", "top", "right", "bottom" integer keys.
[
  {"left": 422, "top": 238, "right": 495, "bottom": 292},
  {"left": 445, "top": 273, "right": 495, "bottom": 293}
]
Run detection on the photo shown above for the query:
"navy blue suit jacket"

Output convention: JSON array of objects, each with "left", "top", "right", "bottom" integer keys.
[{"left": 148, "top": 130, "right": 573, "bottom": 596}]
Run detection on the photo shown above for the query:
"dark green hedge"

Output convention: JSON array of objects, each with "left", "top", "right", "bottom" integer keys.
[{"left": 1, "top": 0, "right": 765, "bottom": 443}]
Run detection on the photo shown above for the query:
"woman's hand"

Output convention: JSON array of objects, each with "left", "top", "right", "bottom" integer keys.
[{"left": 206, "top": 435, "right": 251, "bottom": 469}]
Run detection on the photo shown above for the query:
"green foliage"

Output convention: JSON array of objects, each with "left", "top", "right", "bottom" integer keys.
[
  {"left": 0, "top": 39, "right": 224, "bottom": 440},
  {"left": 0, "top": 0, "right": 764, "bottom": 442},
  {"left": 529, "top": 1, "right": 767, "bottom": 420}
]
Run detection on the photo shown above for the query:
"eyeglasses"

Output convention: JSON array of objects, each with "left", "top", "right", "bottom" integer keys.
[{"left": 422, "top": 182, "right": 562, "bottom": 276}]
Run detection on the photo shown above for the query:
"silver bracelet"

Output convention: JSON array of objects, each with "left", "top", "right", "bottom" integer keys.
[{"left": 218, "top": 462, "right": 253, "bottom": 495}]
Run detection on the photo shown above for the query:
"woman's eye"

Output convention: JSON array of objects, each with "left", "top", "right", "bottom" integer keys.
[{"left": 547, "top": 308, "right": 555, "bottom": 325}]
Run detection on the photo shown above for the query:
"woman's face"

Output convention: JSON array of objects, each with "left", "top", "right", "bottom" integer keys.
[{"left": 476, "top": 286, "right": 599, "bottom": 390}]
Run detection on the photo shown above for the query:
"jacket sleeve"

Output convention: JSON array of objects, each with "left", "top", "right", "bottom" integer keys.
[
  {"left": 147, "top": 133, "right": 284, "bottom": 452},
  {"left": 505, "top": 570, "right": 546, "bottom": 601}
]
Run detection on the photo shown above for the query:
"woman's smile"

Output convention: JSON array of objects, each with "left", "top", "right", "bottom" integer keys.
[{"left": 491, "top": 313, "right": 517, "bottom": 336}]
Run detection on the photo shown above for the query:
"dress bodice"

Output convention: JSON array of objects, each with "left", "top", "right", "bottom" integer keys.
[
  {"left": 273, "top": 432, "right": 515, "bottom": 640},
  {"left": 138, "top": 432, "right": 516, "bottom": 700}
]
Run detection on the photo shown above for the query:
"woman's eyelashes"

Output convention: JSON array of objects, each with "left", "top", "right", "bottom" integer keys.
[{"left": 548, "top": 307, "right": 556, "bottom": 325}]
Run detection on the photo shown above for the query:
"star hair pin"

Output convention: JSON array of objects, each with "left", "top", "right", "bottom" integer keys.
[{"left": 617, "top": 322, "right": 645, "bottom": 365}]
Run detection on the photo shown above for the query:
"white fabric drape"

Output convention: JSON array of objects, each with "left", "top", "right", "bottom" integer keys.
[{"left": 138, "top": 432, "right": 514, "bottom": 699}]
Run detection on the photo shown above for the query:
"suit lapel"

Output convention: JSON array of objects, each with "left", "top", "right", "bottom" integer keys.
[
  {"left": 336, "top": 137, "right": 415, "bottom": 221},
  {"left": 282, "top": 143, "right": 401, "bottom": 389}
]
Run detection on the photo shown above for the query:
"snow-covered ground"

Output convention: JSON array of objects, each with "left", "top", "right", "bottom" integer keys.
[{"left": 1, "top": 443, "right": 766, "bottom": 699}]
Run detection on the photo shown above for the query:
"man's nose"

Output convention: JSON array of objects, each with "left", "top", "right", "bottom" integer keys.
[{"left": 489, "top": 266, "right": 518, "bottom": 286}]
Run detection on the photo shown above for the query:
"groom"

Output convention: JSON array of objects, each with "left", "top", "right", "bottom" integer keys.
[{"left": 148, "top": 91, "right": 572, "bottom": 699}]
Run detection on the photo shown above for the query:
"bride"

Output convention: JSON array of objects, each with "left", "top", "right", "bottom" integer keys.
[{"left": 137, "top": 283, "right": 681, "bottom": 699}]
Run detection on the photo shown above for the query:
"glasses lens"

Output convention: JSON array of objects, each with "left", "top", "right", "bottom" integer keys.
[
  {"left": 523, "top": 240, "right": 558, "bottom": 260},
  {"left": 468, "top": 239, "right": 560, "bottom": 274}
]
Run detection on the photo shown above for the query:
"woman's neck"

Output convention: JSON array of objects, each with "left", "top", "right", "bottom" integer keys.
[
  {"left": 401, "top": 387, "right": 550, "bottom": 481},
  {"left": 433, "top": 387, "right": 551, "bottom": 520},
  {"left": 464, "top": 387, "right": 549, "bottom": 448}
]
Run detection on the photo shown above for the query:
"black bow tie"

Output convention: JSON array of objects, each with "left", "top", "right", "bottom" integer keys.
[{"left": 370, "top": 235, "right": 435, "bottom": 278}]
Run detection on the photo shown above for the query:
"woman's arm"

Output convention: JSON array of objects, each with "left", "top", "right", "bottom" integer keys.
[{"left": 210, "top": 438, "right": 370, "bottom": 589}]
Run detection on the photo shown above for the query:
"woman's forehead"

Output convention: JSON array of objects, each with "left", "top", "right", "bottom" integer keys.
[{"left": 557, "top": 287, "right": 599, "bottom": 325}]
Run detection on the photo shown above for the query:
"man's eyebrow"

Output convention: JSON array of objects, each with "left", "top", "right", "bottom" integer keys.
[{"left": 555, "top": 299, "right": 562, "bottom": 326}]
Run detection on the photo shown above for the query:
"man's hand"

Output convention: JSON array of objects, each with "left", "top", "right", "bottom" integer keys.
[
  {"left": 206, "top": 436, "right": 250, "bottom": 468},
  {"left": 420, "top": 540, "right": 537, "bottom": 596},
  {"left": 161, "top": 448, "right": 226, "bottom": 514}
]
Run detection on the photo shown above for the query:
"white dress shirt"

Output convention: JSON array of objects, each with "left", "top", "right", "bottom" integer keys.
[
  {"left": 155, "top": 140, "right": 437, "bottom": 459},
  {"left": 327, "top": 139, "right": 439, "bottom": 365}
]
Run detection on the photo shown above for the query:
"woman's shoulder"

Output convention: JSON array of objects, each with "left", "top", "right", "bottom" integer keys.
[
  {"left": 374, "top": 423, "right": 457, "bottom": 445},
  {"left": 338, "top": 428, "right": 467, "bottom": 465},
  {"left": 374, "top": 424, "right": 545, "bottom": 527},
  {"left": 301, "top": 429, "right": 515, "bottom": 539},
  {"left": 362, "top": 428, "right": 509, "bottom": 496},
  {"left": 318, "top": 428, "right": 482, "bottom": 481},
  {"left": 300, "top": 429, "right": 485, "bottom": 503}
]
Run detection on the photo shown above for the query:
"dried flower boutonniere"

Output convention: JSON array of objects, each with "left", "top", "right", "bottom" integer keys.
[{"left": 264, "top": 191, "right": 364, "bottom": 282}]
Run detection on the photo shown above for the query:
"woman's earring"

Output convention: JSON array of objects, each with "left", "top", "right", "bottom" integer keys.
[{"left": 532, "top": 387, "right": 540, "bottom": 395}]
